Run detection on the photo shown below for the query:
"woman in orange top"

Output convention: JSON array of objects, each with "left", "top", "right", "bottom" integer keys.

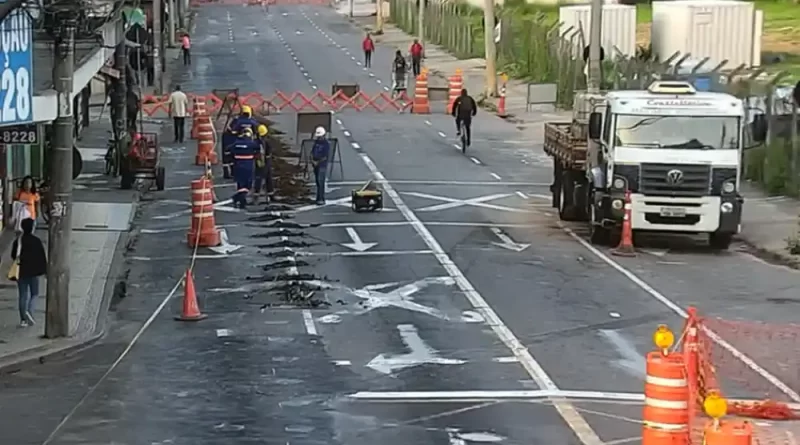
[{"left": 16, "top": 176, "right": 41, "bottom": 223}]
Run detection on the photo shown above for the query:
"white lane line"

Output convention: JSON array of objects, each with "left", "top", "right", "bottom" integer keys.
[
  {"left": 343, "top": 130, "right": 351, "bottom": 137},
  {"left": 438, "top": 131, "right": 447, "bottom": 138},
  {"left": 327, "top": 180, "right": 550, "bottom": 186},
  {"left": 561, "top": 224, "right": 800, "bottom": 403},
  {"left": 42, "top": 277, "right": 184, "bottom": 445},
  {"left": 315, "top": 221, "right": 537, "bottom": 228},
  {"left": 453, "top": 144, "right": 461, "bottom": 150},
  {"left": 490, "top": 173, "right": 502, "bottom": 180},
  {"left": 470, "top": 157, "right": 481, "bottom": 165},
  {"left": 336, "top": 119, "right": 342, "bottom": 125},
  {"left": 302, "top": 310, "right": 318, "bottom": 335},
  {"left": 216, "top": 329, "right": 232, "bottom": 337},
  {"left": 348, "top": 389, "right": 645, "bottom": 402},
  {"left": 376, "top": 79, "right": 382, "bottom": 84},
  {"left": 351, "top": 142, "right": 360, "bottom": 149},
  {"left": 425, "top": 120, "right": 432, "bottom": 126},
  {"left": 516, "top": 191, "right": 529, "bottom": 199},
  {"left": 344, "top": 127, "right": 603, "bottom": 445},
  {"left": 383, "top": 86, "right": 389, "bottom": 91}
]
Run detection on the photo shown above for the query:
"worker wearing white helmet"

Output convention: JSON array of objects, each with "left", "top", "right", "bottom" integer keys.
[{"left": 310, "top": 126, "right": 331, "bottom": 205}]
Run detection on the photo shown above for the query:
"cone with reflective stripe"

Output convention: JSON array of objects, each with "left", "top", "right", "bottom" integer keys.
[
  {"left": 175, "top": 269, "right": 207, "bottom": 321},
  {"left": 612, "top": 190, "right": 636, "bottom": 257}
]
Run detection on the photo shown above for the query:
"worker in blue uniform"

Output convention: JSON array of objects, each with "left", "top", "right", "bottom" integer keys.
[
  {"left": 311, "top": 126, "right": 331, "bottom": 205},
  {"left": 230, "top": 127, "right": 260, "bottom": 209},
  {"left": 252, "top": 124, "right": 273, "bottom": 205},
  {"left": 223, "top": 105, "right": 259, "bottom": 179}
]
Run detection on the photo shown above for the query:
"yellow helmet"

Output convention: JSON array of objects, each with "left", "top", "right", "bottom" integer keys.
[
  {"left": 241, "top": 105, "right": 252, "bottom": 116},
  {"left": 242, "top": 128, "right": 254, "bottom": 138},
  {"left": 257, "top": 124, "right": 268, "bottom": 137}
]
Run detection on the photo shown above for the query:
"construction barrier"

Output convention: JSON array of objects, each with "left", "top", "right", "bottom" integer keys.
[
  {"left": 643, "top": 339, "right": 690, "bottom": 445},
  {"left": 612, "top": 190, "right": 635, "bottom": 257},
  {"left": 187, "top": 178, "right": 221, "bottom": 247},
  {"left": 195, "top": 118, "right": 217, "bottom": 165},
  {"left": 446, "top": 69, "right": 463, "bottom": 115},
  {"left": 412, "top": 72, "right": 431, "bottom": 115},
  {"left": 141, "top": 90, "right": 413, "bottom": 117},
  {"left": 497, "top": 72, "right": 508, "bottom": 118},
  {"left": 191, "top": 96, "right": 208, "bottom": 140},
  {"left": 175, "top": 269, "right": 207, "bottom": 321}
]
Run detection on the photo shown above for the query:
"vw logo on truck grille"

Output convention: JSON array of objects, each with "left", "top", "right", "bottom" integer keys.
[{"left": 666, "top": 169, "right": 684, "bottom": 185}]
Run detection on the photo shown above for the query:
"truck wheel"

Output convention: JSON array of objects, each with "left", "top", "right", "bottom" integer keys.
[
  {"left": 559, "top": 171, "right": 588, "bottom": 221},
  {"left": 709, "top": 232, "right": 733, "bottom": 250},
  {"left": 551, "top": 163, "right": 562, "bottom": 209}
]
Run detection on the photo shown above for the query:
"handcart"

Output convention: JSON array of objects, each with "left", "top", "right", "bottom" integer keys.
[{"left": 120, "top": 132, "right": 166, "bottom": 191}]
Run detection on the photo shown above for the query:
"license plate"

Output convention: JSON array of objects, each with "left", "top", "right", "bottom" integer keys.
[{"left": 660, "top": 207, "right": 686, "bottom": 217}]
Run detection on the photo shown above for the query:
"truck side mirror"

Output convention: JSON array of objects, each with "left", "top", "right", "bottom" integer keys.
[
  {"left": 751, "top": 114, "right": 767, "bottom": 143},
  {"left": 588, "top": 112, "right": 602, "bottom": 140}
]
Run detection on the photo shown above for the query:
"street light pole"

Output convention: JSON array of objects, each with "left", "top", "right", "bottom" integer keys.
[
  {"left": 482, "top": 0, "right": 497, "bottom": 97},
  {"left": 153, "top": 0, "right": 164, "bottom": 93},
  {"left": 587, "top": 0, "right": 603, "bottom": 93},
  {"left": 46, "top": 16, "right": 76, "bottom": 339}
]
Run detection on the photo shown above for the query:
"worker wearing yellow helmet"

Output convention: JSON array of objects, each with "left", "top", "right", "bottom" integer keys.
[
  {"left": 230, "top": 126, "right": 260, "bottom": 209},
  {"left": 223, "top": 105, "right": 259, "bottom": 179},
  {"left": 228, "top": 104, "right": 259, "bottom": 134},
  {"left": 252, "top": 124, "right": 273, "bottom": 205}
]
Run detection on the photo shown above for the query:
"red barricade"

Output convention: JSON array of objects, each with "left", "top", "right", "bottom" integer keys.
[{"left": 141, "top": 91, "right": 413, "bottom": 117}]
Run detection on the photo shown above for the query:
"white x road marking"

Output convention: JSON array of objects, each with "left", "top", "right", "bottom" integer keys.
[
  {"left": 293, "top": 196, "right": 397, "bottom": 213},
  {"left": 403, "top": 192, "right": 530, "bottom": 213},
  {"left": 317, "top": 277, "right": 484, "bottom": 324},
  {"left": 153, "top": 199, "right": 242, "bottom": 220}
]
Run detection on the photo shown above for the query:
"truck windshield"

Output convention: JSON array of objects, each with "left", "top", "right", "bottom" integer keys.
[{"left": 614, "top": 115, "right": 739, "bottom": 150}]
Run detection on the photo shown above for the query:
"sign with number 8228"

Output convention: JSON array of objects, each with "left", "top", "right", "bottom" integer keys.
[{"left": 0, "top": 10, "right": 34, "bottom": 125}]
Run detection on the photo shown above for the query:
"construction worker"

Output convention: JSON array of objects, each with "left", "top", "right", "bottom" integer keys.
[
  {"left": 310, "top": 126, "right": 331, "bottom": 205},
  {"left": 230, "top": 128, "right": 259, "bottom": 209},
  {"left": 252, "top": 124, "right": 273, "bottom": 205},
  {"left": 223, "top": 105, "right": 259, "bottom": 179}
]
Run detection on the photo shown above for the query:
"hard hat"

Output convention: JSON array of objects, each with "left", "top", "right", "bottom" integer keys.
[
  {"left": 314, "top": 126, "right": 326, "bottom": 138},
  {"left": 241, "top": 105, "right": 252, "bottom": 115},
  {"left": 242, "top": 128, "right": 254, "bottom": 138},
  {"left": 257, "top": 124, "right": 268, "bottom": 137}
]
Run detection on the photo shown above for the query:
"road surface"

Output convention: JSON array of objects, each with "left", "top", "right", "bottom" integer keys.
[{"left": 1, "top": 4, "right": 799, "bottom": 445}]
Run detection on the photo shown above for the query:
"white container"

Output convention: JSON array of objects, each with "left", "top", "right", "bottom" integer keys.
[
  {"left": 559, "top": 4, "right": 637, "bottom": 58},
  {"left": 651, "top": 0, "right": 762, "bottom": 68}
]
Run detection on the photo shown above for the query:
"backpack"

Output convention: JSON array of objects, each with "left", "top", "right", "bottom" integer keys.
[{"left": 394, "top": 57, "right": 406, "bottom": 72}]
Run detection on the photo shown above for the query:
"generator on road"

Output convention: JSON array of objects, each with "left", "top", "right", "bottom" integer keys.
[
  {"left": 351, "top": 180, "right": 383, "bottom": 212},
  {"left": 543, "top": 81, "right": 768, "bottom": 250}
]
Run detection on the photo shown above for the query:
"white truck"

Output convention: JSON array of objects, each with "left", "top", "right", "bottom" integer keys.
[{"left": 543, "top": 81, "right": 767, "bottom": 250}]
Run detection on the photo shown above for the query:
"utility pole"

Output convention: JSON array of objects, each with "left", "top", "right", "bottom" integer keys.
[
  {"left": 417, "top": 0, "right": 424, "bottom": 43},
  {"left": 586, "top": 0, "right": 603, "bottom": 93},
  {"left": 376, "top": 0, "right": 383, "bottom": 33},
  {"left": 46, "top": 15, "right": 76, "bottom": 339},
  {"left": 153, "top": 0, "right": 164, "bottom": 94},
  {"left": 168, "top": 0, "right": 177, "bottom": 47},
  {"left": 113, "top": 18, "right": 128, "bottom": 151},
  {"left": 482, "top": 0, "right": 497, "bottom": 96}
]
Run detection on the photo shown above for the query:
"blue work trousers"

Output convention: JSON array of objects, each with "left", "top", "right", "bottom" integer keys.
[
  {"left": 314, "top": 164, "right": 327, "bottom": 204},
  {"left": 253, "top": 158, "right": 274, "bottom": 195},
  {"left": 233, "top": 161, "right": 255, "bottom": 208}
]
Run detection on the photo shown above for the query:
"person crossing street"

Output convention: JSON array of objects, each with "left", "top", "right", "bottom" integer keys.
[
  {"left": 362, "top": 33, "right": 375, "bottom": 68},
  {"left": 409, "top": 39, "right": 424, "bottom": 77}
]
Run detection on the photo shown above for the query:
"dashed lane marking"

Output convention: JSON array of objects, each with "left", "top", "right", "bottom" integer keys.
[
  {"left": 302, "top": 310, "right": 318, "bottom": 335},
  {"left": 490, "top": 173, "right": 502, "bottom": 180},
  {"left": 470, "top": 157, "right": 481, "bottom": 165}
]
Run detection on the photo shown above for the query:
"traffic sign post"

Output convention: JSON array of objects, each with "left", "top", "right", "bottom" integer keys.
[{"left": 0, "top": 7, "right": 34, "bottom": 125}]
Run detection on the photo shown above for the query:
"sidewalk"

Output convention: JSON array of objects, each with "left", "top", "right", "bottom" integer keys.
[
  {"left": 355, "top": 16, "right": 800, "bottom": 267},
  {"left": 0, "top": 48, "right": 184, "bottom": 372}
]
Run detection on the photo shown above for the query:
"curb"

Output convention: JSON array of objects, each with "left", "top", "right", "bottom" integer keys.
[
  {"left": 0, "top": 330, "right": 106, "bottom": 374},
  {"left": 736, "top": 235, "right": 800, "bottom": 270}
]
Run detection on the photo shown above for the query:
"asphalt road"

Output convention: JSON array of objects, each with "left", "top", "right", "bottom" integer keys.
[{"left": 2, "top": 4, "right": 800, "bottom": 445}]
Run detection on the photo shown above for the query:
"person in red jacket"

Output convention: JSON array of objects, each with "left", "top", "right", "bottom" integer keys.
[
  {"left": 409, "top": 39, "right": 423, "bottom": 77},
  {"left": 362, "top": 33, "right": 375, "bottom": 68}
]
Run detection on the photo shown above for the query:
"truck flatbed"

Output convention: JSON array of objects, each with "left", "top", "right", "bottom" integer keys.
[{"left": 543, "top": 122, "right": 587, "bottom": 170}]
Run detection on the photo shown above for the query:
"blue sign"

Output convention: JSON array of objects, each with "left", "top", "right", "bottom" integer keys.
[{"left": 0, "top": 8, "right": 33, "bottom": 125}]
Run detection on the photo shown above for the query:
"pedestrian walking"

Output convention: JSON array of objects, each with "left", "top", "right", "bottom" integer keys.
[
  {"left": 410, "top": 39, "right": 424, "bottom": 77},
  {"left": 8, "top": 218, "right": 47, "bottom": 327},
  {"left": 311, "top": 126, "right": 331, "bottom": 205},
  {"left": 13, "top": 176, "right": 40, "bottom": 231},
  {"left": 168, "top": 84, "right": 189, "bottom": 143},
  {"left": 362, "top": 33, "right": 374, "bottom": 68},
  {"left": 181, "top": 33, "right": 191, "bottom": 66}
]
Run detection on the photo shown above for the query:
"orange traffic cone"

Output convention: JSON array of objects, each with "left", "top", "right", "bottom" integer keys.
[
  {"left": 175, "top": 269, "right": 208, "bottom": 321},
  {"left": 612, "top": 190, "right": 636, "bottom": 257}
]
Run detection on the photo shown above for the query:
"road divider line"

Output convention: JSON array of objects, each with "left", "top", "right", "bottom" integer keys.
[
  {"left": 561, "top": 224, "right": 800, "bottom": 403},
  {"left": 490, "top": 173, "right": 501, "bottom": 180},
  {"left": 347, "top": 389, "right": 645, "bottom": 402},
  {"left": 516, "top": 191, "right": 529, "bottom": 199},
  {"left": 470, "top": 157, "right": 481, "bottom": 165},
  {"left": 343, "top": 125, "right": 604, "bottom": 445},
  {"left": 302, "top": 310, "right": 318, "bottom": 335}
]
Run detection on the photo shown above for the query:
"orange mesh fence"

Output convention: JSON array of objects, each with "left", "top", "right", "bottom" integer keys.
[{"left": 679, "top": 307, "right": 800, "bottom": 445}]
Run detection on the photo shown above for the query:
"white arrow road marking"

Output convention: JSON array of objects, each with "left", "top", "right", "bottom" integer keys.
[
  {"left": 342, "top": 227, "right": 378, "bottom": 252},
  {"left": 366, "top": 324, "right": 466, "bottom": 375},
  {"left": 448, "top": 430, "right": 506, "bottom": 443},
  {"left": 598, "top": 329, "right": 646, "bottom": 379},
  {"left": 208, "top": 229, "right": 244, "bottom": 255},
  {"left": 490, "top": 227, "right": 529, "bottom": 252},
  {"left": 448, "top": 431, "right": 467, "bottom": 445}
]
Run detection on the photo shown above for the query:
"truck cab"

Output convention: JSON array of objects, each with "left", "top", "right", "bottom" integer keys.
[{"left": 544, "top": 81, "right": 767, "bottom": 250}]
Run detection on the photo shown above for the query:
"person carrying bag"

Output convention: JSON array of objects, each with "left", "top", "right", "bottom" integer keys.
[{"left": 9, "top": 218, "right": 47, "bottom": 327}]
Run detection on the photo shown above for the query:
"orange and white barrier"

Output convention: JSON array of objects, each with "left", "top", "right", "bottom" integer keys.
[
  {"left": 195, "top": 118, "right": 218, "bottom": 166},
  {"left": 446, "top": 69, "right": 463, "bottom": 114},
  {"left": 191, "top": 97, "right": 208, "bottom": 140},
  {"left": 413, "top": 71, "right": 431, "bottom": 114},
  {"left": 642, "top": 349, "right": 690, "bottom": 445},
  {"left": 187, "top": 178, "right": 221, "bottom": 248},
  {"left": 612, "top": 190, "right": 636, "bottom": 257}
]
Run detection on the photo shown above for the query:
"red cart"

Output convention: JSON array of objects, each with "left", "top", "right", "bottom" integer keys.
[{"left": 120, "top": 132, "right": 166, "bottom": 191}]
